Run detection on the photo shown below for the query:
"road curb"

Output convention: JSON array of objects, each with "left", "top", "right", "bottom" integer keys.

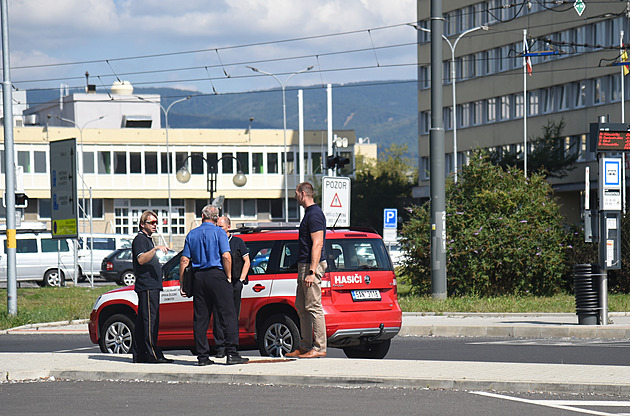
[
  {"left": 398, "top": 325, "right": 630, "bottom": 339},
  {"left": 46, "top": 369, "right": 630, "bottom": 395}
]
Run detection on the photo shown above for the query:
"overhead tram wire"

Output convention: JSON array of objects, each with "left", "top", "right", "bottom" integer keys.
[
  {"left": 11, "top": 41, "right": 418, "bottom": 87},
  {"left": 10, "top": 21, "right": 415, "bottom": 71}
]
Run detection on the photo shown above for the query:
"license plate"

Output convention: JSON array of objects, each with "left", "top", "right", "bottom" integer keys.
[{"left": 351, "top": 289, "right": 381, "bottom": 301}]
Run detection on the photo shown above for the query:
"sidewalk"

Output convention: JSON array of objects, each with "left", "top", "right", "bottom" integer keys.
[{"left": 2, "top": 312, "right": 630, "bottom": 394}]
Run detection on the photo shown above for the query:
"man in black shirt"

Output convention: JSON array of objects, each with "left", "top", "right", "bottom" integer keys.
[
  {"left": 131, "top": 210, "right": 172, "bottom": 364},
  {"left": 286, "top": 182, "right": 327, "bottom": 358},
  {"left": 213, "top": 215, "right": 251, "bottom": 358}
]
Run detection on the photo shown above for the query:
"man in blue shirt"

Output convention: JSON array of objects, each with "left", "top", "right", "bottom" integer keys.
[
  {"left": 286, "top": 182, "right": 327, "bottom": 358},
  {"left": 179, "top": 205, "right": 248, "bottom": 366}
]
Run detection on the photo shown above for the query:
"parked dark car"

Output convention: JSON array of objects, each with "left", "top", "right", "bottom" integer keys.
[{"left": 100, "top": 248, "right": 176, "bottom": 286}]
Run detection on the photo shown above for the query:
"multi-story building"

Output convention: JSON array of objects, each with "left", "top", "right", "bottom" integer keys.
[
  {"left": 416, "top": 0, "right": 629, "bottom": 222},
  {"left": 2, "top": 84, "right": 357, "bottom": 248}
]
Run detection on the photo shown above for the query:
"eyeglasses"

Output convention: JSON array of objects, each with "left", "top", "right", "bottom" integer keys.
[{"left": 145, "top": 220, "right": 158, "bottom": 225}]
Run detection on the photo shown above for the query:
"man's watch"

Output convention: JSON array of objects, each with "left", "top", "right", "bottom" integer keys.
[{"left": 308, "top": 269, "right": 314, "bottom": 275}]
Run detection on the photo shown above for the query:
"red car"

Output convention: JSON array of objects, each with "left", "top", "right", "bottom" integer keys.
[{"left": 89, "top": 227, "right": 402, "bottom": 359}]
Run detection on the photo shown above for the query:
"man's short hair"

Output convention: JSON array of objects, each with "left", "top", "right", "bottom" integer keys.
[
  {"left": 139, "top": 210, "right": 158, "bottom": 230},
  {"left": 297, "top": 182, "right": 314, "bottom": 198},
  {"left": 201, "top": 205, "right": 219, "bottom": 222},
  {"left": 218, "top": 216, "right": 231, "bottom": 227}
]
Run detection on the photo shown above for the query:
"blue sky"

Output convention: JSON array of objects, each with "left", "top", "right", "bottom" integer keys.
[{"left": 6, "top": 0, "right": 417, "bottom": 95}]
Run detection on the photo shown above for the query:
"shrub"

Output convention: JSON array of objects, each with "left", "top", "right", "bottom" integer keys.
[{"left": 400, "top": 151, "right": 568, "bottom": 296}]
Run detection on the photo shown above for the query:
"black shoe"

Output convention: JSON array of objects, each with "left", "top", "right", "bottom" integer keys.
[
  {"left": 145, "top": 356, "right": 172, "bottom": 364},
  {"left": 226, "top": 355, "right": 249, "bottom": 365},
  {"left": 215, "top": 350, "right": 226, "bottom": 359},
  {"left": 197, "top": 358, "right": 214, "bottom": 366}
]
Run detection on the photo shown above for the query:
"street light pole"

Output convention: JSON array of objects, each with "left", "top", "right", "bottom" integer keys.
[
  {"left": 176, "top": 154, "right": 247, "bottom": 209},
  {"left": 140, "top": 96, "right": 192, "bottom": 247},
  {"left": 412, "top": 25, "right": 488, "bottom": 183},
  {"left": 246, "top": 65, "right": 313, "bottom": 222}
]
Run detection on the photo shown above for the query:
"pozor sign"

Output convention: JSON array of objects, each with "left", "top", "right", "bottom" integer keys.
[{"left": 322, "top": 176, "right": 350, "bottom": 227}]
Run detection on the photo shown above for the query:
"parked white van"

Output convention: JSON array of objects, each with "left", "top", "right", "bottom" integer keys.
[
  {"left": 0, "top": 231, "right": 77, "bottom": 286},
  {"left": 78, "top": 234, "right": 134, "bottom": 279}
]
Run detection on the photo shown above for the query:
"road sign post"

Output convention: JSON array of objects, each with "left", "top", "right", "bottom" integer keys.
[
  {"left": 50, "top": 138, "right": 78, "bottom": 239},
  {"left": 383, "top": 208, "right": 398, "bottom": 244},
  {"left": 322, "top": 176, "right": 350, "bottom": 227}
]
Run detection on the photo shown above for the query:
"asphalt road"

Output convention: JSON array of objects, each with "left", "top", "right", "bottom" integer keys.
[
  {"left": 1, "top": 379, "right": 622, "bottom": 416},
  {"left": 3, "top": 334, "right": 630, "bottom": 366}
]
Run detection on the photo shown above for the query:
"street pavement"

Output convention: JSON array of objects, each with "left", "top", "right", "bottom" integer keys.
[{"left": 3, "top": 312, "right": 630, "bottom": 394}]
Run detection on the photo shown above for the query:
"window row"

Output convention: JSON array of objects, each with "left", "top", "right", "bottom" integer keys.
[
  {"left": 418, "top": 17, "right": 627, "bottom": 89},
  {"left": 418, "top": 134, "right": 593, "bottom": 180},
  {"left": 420, "top": 75, "right": 629, "bottom": 133},
  {"left": 2, "top": 148, "right": 339, "bottom": 177},
  {"left": 417, "top": 0, "right": 550, "bottom": 40}
]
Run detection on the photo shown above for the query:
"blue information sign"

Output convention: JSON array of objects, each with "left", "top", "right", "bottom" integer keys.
[{"left": 383, "top": 208, "right": 397, "bottom": 229}]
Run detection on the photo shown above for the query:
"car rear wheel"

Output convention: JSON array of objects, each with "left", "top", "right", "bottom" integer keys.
[
  {"left": 99, "top": 313, "right": 135, "bottom": 354},
  {"left": 43, "top": 269, "right": 64, "bottom": 287},
  {"left": 119, "top": 271, "right": 136, "bottom": 286},
  {"left": 257, "top": 314, "right": 299, "bottom": 357},
  {"left": 342, "top": 339, "right": 391, "bottom": 359}
]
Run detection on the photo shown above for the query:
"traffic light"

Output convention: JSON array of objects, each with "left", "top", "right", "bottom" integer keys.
[
  {"left": 15, "top": 193, "right": 28, "bottom": 208},
  {"left": 326, "top": 155, "right": 350, "bottom": 170}
]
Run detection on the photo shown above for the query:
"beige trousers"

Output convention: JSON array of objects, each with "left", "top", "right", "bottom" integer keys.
[{"left": 295, "top": 261, "right": 327, "bottom": 352}]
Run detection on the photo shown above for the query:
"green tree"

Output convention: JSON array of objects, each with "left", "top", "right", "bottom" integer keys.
[
  {"left": 400, "top": 151, "right": 568, "bottom": 296},
  {"left": 490, "top": 119, "right": 578, "bottom": 178},
  {"left": 350, "top": 144, "right": 417, "bottom": 229}
]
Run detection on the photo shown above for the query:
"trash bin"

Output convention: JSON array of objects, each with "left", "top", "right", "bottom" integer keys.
[{"left": 573, "top": 264, "right": 600, "bottom": 325}]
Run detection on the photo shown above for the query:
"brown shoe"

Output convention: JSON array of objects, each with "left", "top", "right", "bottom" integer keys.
[
  {"left": 298, "top": 349, "right": 326, "bottom": 358},
  {"left": 285, "top": 348, "right": 308, "bottom": 357}
]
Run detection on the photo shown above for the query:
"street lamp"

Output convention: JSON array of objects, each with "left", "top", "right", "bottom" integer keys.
[
  {"left": 48, "top": 114, "right": 105, "bottom": 286},
  {"left": 412, "top": 24, "right": 488, "bottom": 183},
  {"left": 139, "top": 95, "right": 192, "bottom": 247},
  {"left": 176, "top": 154, "right": 247, "bottom": 208},
  {"left": 246, "top": 65, "right": 313, "bottom": 222}
]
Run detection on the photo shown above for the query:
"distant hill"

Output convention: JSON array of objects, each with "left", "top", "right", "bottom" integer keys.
[{"left": 26, "top": 80, "right": 418, "bottom": 161}]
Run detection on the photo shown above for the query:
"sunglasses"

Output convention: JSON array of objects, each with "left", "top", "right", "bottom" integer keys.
[{"left": 145, "top": 220, "right": 158, "bottom": 225}]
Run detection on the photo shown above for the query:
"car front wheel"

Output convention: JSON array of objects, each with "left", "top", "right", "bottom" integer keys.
[
  {"left": 119, "top": 271, "right": 136, "bottom": 286},
  {"left": 257, "top": 314, "right": 299, "bottom": 357},
  {"left": 99, "top": 313, "right": 135, "bottom": 354},
  {"left": 342, "top": 339, "right": 391, "bottom": 359},
  {"left": 43, "top": 269, "right": 64, "bottom": 287}
]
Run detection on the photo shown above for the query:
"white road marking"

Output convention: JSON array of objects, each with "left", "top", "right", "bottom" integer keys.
[
  {"left": 471, "top": 391, "right": 630, "bottom": 416},
  {"left": 52, "top": 346, "right": 99, "bottom": 353}
]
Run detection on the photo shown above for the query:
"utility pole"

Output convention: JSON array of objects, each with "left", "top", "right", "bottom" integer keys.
[
  {"left": 429, "top": 0, "right": 447, "bottom": 299},
  {"left": 1, "top": 0, "right": 17, "bottom": 314}
]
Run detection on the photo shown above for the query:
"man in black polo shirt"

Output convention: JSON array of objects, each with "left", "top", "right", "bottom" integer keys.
[
  {"left": 131, "top": 210, "right": 172, "bottom": 364},
  {"left": 286, "top": 182, "right": 327, "bottom": 358}
]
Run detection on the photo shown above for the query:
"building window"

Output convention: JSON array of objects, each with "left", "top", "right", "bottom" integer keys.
[
  {"left": 515, "top": 94, "right": 523, "bottom": 118},
  {"left": 312, "top": 152, "right": 322, "bottom": 174},
  {"left": 17, "top": 151, "right": 30, "bottom": 173},
  {"left": 34, "top": 151, "right": 46, "bottom": 173},
  {"left": 473, "top": 101, "right": 483, "bottom": 125},
  {"left": 145, "top": 152, "right": 157, "bottom": 174},
  {"left": 528, "top": 91, "right": 539, "bottom": 115},
  {"left": 236, "top": 152, "right": 249, "bottom": 174},
  {"left": 420, "top": 157, "right": 430, "bottom": 180},
  {"left": 161, "top": 152, "right": 172, "bottom": 174},
  {"left": 267, "top": 153, "right": 279, "bottom": 174},
  {"left": 129, "top": 152, "right": 141, "bottom": 174},
  {"left": 252, "top": 153, "right": 264, "bottom": 174},
  {"left": 594, "top": 77, "right": 606, "bottom": 104},
  {"left": 190, "top": 152, "right": 204, "bottom": 175},
  {"left": 83, "top": 151, "right": 95, "bottom": 174},
  {"left": 486, "top": 98, "right": 496, "bottom": 122},
  {"left": 284, "top": 152, "right": 295, "bottom": 174},
  {"left": 222, "top": 153, "right": 234, "bottom": 174},
  {"left": 114, "top": 152, "right": 126, "bottom": 174},
  {"left": 206, "top": 153, "right": 218, "bottom": 173},
  {"left": 500, "top": 95, "right": 511, "bottom": 120},
  {"left": 98, "top": 151, "right": 111, "bottom": 174}
]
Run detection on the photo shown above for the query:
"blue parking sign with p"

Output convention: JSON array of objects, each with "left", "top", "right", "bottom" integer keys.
[{"left": 383, "top": 208, "right": 397, "bottom": 229}]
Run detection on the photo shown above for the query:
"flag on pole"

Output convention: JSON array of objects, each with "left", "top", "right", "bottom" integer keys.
[
  {"left": 622, "top": 49, "right": 629, "bottom": 76},
  {"left": 524, "top": 39, "right": 532, "bottom": 76}
]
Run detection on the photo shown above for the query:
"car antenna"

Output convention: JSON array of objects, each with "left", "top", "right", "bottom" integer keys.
[{"left": 331, "top": 213, "right": 342, "bottom": 229}]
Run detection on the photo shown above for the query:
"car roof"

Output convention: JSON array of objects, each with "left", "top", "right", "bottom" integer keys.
[{"left": 234, "top": 227, "right": 382, "bottom": 241}]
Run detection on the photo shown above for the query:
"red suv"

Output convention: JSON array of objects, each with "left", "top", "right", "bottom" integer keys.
[{"left": 89, "top": 227, "right": 402, "bottom": 359}]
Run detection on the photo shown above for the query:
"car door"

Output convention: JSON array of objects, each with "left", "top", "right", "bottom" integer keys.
[{"left": 239, "top": 240, "right": 277, "bottom": 336}]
